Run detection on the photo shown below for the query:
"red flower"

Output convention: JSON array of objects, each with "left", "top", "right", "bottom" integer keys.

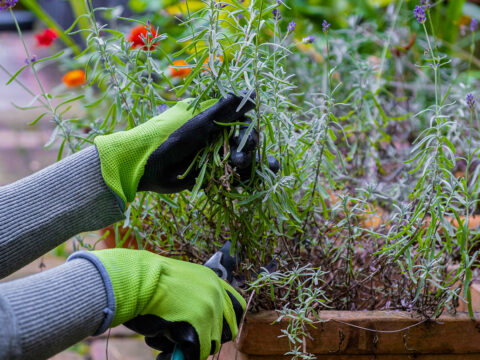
[
  {"left": 35, "top": 28, "right": 58, "bottom": 47},
  {"left": 128, "top": 25, "right": 158, "bottom": 50}
]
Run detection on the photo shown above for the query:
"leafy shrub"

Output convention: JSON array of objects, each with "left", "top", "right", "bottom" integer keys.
[{"left": 3, "top": 0, "right": 480, "bottom": 358}]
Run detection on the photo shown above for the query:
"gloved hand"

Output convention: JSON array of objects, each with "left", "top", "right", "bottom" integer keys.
[
  {"left": 94, "top": 92, "right": 276, "bottom": 208},
  {"left": 69, "top": 249, "right": 245, "bottom": 360},
  {"left": 229, "top": 119, "right": 280, "bottom": 180}
]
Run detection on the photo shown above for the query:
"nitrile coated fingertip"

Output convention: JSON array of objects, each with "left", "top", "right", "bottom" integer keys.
[
  {"left": 267, "top": 155, "right": 280, "bottom": 174},
  {"left": 230, "top": 150, "right": 253, "bottom": 170},
  {"left": 231, "top": 90, "right": 256, "bottom": 113},
  {"left": 233, "top": 121, "right": 259, "bottom": 152},
  {"left": 238, "top": 89, "right": 256, "bottom": 100}
]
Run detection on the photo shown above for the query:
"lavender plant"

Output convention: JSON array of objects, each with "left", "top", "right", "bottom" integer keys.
[{"left": 3, "top": 0, "right": 480, "bottom": 358}]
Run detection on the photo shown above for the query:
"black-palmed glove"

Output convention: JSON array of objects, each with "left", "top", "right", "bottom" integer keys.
[
  {"left": 70, "top": 249, "right": 245, "bottom": 360},
  {"left": 230, "top": 118, "right": 280, "bottom": 180},
  {"left": 94, "top": 92, "right": 278, "bottom": 208}
]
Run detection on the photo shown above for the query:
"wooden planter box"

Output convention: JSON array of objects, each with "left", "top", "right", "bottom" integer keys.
[
  {"left": 99, "top": 226, "right": 155, "bottom": 251},
  {"left": 216, "top": 310, "right": 480, "bottom": 359}
]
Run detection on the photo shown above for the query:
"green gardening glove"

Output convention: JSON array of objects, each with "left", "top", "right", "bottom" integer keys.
[
  {"left": 68, "top": 249, "right": 246, "bottom": 360},
  {"left": 94, "top": 93, "right": 258, "bottom": 208}
]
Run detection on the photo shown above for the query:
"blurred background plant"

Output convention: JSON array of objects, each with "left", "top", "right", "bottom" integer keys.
[{"left": 3, "top": 0, "right": 480, "bottom": 358}]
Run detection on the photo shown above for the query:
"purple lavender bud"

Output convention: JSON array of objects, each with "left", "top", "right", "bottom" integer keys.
[
  {"left": 302, "top": 36, "right": 315, "bottom": 44},
  {"left": 414, "top": 5, "right": 426, "bottom": 24},
  {"left": 214, "top": 1, "right": 228, "bottom": 8},
  {"left": 0, "top": 0, "right": 18, "bottom": 10},
  {"left": 157, "top": 104, "right": 170, "bottom": 115},
  {"left": 287, "top": 20, "right": 296, "bottom": 33},
  {"left": 25, "top": 55, "right": 37, "bottom": 65},
  {"left": 272, "top": 8, "right": 281, "bottom": 21},
  {"left": 420, "top": 0, "right": 431, "bottom": 8},
  {"left": 467, "top": 93, "right": 476, "bottom": 110},
  {"left": 146, "top": 19, "right": 151, "bottom": 26},
  {"left": 471, "top": 18, "right": 478, "bottom": 32},
  {"left": 322, "top": 20, "right": 331, "bottom": 33}
]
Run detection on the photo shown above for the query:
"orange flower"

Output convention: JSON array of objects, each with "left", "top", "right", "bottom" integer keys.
[
  {"left": 62, "top": 70, "right": 86, "bottom": 88},
  {"left": 128, "top": 25, "right": 158, "bottom": 50},
  {"left": 203, "top": 55, "right": 224, "bottom": 71},
  {"left": 169, "top": 60, "right": 192, "bottom": 78}
]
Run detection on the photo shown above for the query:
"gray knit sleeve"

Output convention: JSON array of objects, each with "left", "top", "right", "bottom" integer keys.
[
  {"left": 0, "top": 146, "right": 125, "bottom": 279},
  {"left": 0, "top": 258, "right": 113, "bottom": 360}
]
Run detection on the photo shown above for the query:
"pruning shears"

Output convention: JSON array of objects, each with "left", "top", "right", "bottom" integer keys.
[
  {"left": 171, "top": 241, "right": 239, "bottom": 360},
  {"left": 171, "top": 346, "right": 185, "bottom": 360}
]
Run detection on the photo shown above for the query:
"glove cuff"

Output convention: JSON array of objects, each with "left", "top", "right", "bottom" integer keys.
[
  {"left": 87, "top": 249, "right": 164, "bottom": 327},
  {"left": 67, "top": 251, "right": 116, "bottom": 335}
]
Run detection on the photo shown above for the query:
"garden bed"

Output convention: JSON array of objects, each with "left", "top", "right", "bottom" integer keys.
[
  {"left": 212, "top": 283, "right": 480, "bottom": 359},
  {"left": 216, "top": 310, "right": 480, "bottom": 359},
  {"left": 7, "top": 0, "right": 480, "bottom": 358}
]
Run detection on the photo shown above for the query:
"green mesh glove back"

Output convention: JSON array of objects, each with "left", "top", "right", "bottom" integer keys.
[
  {"left": 94, "top": 99, "right": 218, "bottom": 206},
  {"left": 88, "top": 249, "right": 246, "bottom": 360}
]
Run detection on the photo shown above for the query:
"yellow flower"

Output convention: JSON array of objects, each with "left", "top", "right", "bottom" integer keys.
[
  {"left": 368, "top": 0, "right": 394, "bottom": 7},
  {"left": 165, "top": 1, "right": 205, "bottom": 15}
]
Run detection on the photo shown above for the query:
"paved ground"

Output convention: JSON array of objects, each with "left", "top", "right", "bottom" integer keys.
[
  {"left": 0, "top": 31, "right": 59, "bottom": 185},
  {"left": 0, "top": 31, "right": 155, "bottom": 359}
]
